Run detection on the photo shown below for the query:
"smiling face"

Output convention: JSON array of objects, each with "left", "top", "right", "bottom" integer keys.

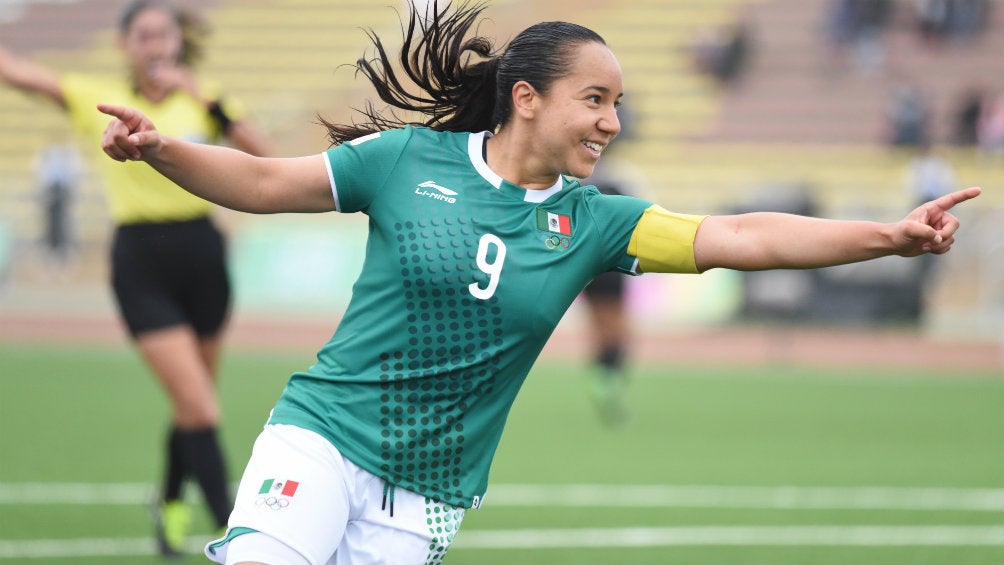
[
  {"left": 119, "top": 6, "right": 183, "bottom": 81},
  {"left": 530, "top": 41, "right": 624, "bottom": 180}
]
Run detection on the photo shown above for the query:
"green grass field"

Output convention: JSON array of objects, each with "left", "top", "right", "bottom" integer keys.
[{"left": 1, "top": 341, "right": 1002, "bottom": 565}]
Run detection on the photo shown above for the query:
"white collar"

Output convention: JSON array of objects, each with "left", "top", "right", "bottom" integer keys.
[{"left": 467, "top": 131, "right": 564, "bottom": 203}]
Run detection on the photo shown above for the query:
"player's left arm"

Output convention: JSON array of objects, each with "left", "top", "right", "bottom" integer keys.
[
  {"left": 693, "top": 187, "right": 981, "bottom": 272},
  {"left": 99, "top": 103, "right": 333, "bottom": 213}
]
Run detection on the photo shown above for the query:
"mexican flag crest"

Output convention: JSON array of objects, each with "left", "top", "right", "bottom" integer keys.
[{"left": 536, "top": 209, "right": 572, "bottom": 235}]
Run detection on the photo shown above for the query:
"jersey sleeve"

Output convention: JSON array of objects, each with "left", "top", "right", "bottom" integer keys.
[
  {"left": 322, "top": 127, "right": 413, "bottom": 213},
  {"left": 581, "top": 189, "right": 655, "bottom": 274},
  {"left": 627, "top": 204, "right": 707, "bottom": 274}
]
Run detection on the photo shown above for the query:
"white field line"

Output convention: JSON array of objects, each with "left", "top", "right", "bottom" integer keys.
[
  {"left": 1, "top": 526, "right": 1003, "bottom": 559},
  {"left": 486, "top": 484, "right": 1004, "bottom": 512},
  {"left": 0, "top": 483, "right": 153, "bottom": 505},
  {"left": 1, "top": 483, "right": 1002, "bottom": 512},
  {"left": 454, "top": 526, "right": 1004, "bottom": 549},
  {"left": 0, "top": 537, "right": 209, "bottom": 559}
]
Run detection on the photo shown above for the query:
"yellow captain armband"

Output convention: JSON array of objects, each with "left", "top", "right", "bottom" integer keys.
[{"left": 627, "top": 205, "right": 707, "bottom": 274}]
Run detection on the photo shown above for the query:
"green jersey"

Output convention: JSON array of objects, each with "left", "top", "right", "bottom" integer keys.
[{"left": 269, "top": 126, "right": 660, "bottom": 508}]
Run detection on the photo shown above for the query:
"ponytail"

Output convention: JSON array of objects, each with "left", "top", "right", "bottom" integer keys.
[{"left": 322, "top": 1, "right": 501, "bottom": 146}]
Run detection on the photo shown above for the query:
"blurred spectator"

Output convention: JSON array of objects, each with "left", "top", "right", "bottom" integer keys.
[
  {"left": 904, "top": 143, "right": 957, "bottom": 206},
  {"left": 886, "top": 83, "right": 930, "bottom": 147},
  {"left": 34, "top": 142, "right": 82, "bottom": 264},
  {"left": 952, "top": 87, "right": 984, "bottom": 146},
  {"left": 0, "top": 220, "right": 9, "bottom": 286},
  {"left": 902, "top": 143, "right": 956, "bottom": 317},
  {"left": 914, "top": 0, "right": 989, "bottom": 46},
  {"left": 948, "top": 0, "right": 989, "bottom": 38},
  {"left": 825, "top": 0, "right": 894, "bottom": 76},
  {"left": 914, "top": 0, "right": 953, "bottom": 44},
  {"left": 977, "top": 90, "right": 1004, "bottom": 158},
  {"left": 825, "top": 0, "right": 858, "bottom": 47},
  {"left": 689, "top": 18, "right": 753, "bottom": 87}
]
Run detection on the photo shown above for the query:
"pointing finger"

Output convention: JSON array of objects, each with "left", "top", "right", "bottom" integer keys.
[{"left": 931, "top": 187, "right": 981, "bottom": 212}]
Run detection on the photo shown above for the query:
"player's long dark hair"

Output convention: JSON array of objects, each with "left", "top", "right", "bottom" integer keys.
[{"left": 322, "top": 0, "right": 606, "bottom": 146}]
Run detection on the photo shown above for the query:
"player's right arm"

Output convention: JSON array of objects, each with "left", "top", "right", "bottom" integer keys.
[
  {"left": 624, "top": 188, "right": 979, "bottom": 275},
  {"left": 0, "top": 44, "right": 66, "bottom": 107},
  {"left": 692, "top": 187, "right": 979, "bottom": 271},
  {"left": 99, "top": 103, "right": 335, "bottom": 213}
]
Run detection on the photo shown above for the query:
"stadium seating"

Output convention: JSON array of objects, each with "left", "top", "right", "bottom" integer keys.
[
  {"left": 580, "top": 0, "right": 1004, "bottom": 213},
  {"left": 0, "top": 0, "right": 515, "bottom": 251},
  {"left": 1, "top": 0, "right": 1002, "bottom": 279}
]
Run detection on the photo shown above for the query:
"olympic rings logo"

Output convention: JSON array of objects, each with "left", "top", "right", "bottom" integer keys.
[
  {"left": 541, "top": 234, "right": 571, "bottom": 251},
  {"left": 255, "top": 496, "right": 291, "bottom": 510}
]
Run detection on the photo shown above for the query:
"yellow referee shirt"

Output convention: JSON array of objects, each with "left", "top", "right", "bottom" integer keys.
[{"left": 61, "top": 73, "right": 242, "bottom": 225}]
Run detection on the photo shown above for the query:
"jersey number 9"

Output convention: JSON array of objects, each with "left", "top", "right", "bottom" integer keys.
[{"left": 468, "top": 233, "right": 507, "bottom": 300}]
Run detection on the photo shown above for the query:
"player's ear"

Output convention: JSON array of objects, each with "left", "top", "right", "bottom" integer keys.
[{"left": 511, "top": 81, "right": 538, "bottom": 120}]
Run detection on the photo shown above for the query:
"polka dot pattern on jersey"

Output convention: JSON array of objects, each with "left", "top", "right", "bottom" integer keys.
[{"left": 380, "top": 217, "right": 504, "bottom": 504}]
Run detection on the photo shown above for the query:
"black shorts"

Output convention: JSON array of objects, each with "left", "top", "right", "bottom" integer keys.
[
  {"left": 111, "top": 217, "right": 231, "bottom": 338},
  {"left": 582, "top": 271, "right": 625, "bottom": 301}
]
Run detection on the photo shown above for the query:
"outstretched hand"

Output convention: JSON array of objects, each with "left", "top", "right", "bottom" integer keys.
[
  {"left": 97, "top": 103, "right": 163, "bottom": 162},
  {"left": 893, "top": 187, "right": 981, "bottom": 256}
]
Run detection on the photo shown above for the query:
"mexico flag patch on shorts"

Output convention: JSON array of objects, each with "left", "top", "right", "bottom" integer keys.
[{"left": 259, "top": 478, "right": 299, "bottom": 497}]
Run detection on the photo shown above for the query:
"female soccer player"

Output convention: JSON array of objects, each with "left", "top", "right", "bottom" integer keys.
[
  {"left": 97, "top": 2, "right": 978, "bottom": 563},
  {"left": 0, "top": 0, "right": 270, "bottom": 557}
]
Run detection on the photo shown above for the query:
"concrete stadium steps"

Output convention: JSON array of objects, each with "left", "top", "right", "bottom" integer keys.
[
  {"left": 0, "top": 0, "right": 552, "bottom": 249},
  {"left": 699, "top": 0, "right": 1004, "bottom": 144},
  {"left": 584, "top": 0, "right": 756, "bottom": 142},
  {"left": 0, "top": 0, "right": 396, "bottom": 246},
  {"left": 1, "top": 0, "right": 213, "bottom": 51},
  {"left": 3, "top": 0, "right": 1002, "bottom": 254},
  {"left": 573, "top": 0, "right": 1004, "bottom": 216},
  {"left": 614, "top": 140, "right": 1004, "bottom": 214}
]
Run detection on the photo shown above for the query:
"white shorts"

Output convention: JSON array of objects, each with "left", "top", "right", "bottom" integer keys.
[{"left": 205, "top": 424, "right": 466, "bottom": 565}]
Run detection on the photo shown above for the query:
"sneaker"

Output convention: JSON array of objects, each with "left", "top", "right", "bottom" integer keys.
[
  {"left": 152, "top": 499, "right": 191, "bottom": 559},
  {"left": 588, "top": 369, "right": 628, "bottom": 426}
]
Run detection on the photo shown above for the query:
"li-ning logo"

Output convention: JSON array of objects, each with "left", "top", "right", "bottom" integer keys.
[
  {"left": 415, "top": 180, "right": 457, "bottom": 204},
  {"left": 255, "top": 478, "right": 299, "bottom": 511}
]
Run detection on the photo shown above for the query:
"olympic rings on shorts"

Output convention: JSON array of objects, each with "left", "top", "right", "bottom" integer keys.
[{"left": 255, "top": 495, "right": 291, "bottom": 510}]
